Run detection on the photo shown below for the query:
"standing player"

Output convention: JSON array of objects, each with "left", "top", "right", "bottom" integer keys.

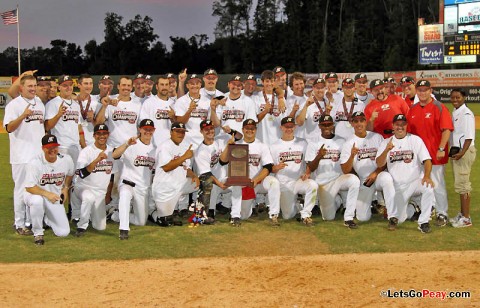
[
  {"left": 112, "top": 119, "right": 156, "bottom": 240},
  {"left": 76, "top": 74, "right": 99, "bottom": 146},
  {"left": 376, "top": 114, "right": 435, "bottom": 233},
  {"left": 305, "top": 115, "right": 360, "bottom": 228},
  {"left": 200, "top": 68, "right": 224, "bottom": 99},
  {"left": 324, "top": 72, "right": 344, "bottom": 105},
  {"left": 364, "top": 79, "right": 409, "bottom": 138},
  {"left": 285, "top": 72, "right": 306, "bottom": 123},
  {"left": 143, "top": 75, "right": 155, "bottom": 101},
  {"left": 242, "top": 74, "right": 258, "bottom": 97},
  {"left": 407, "top": 80, "right": 453, "bottom": 227},
  {"left": 92, "top": 75, "right": 114, "bottom": 103},
  {"left": 354, "top": 73, "right": 374, "bottom": 105},
  {"left": 24, "top": 134, "right": 74, "bottom": 245},
  {"left": 330, "top": 78, "right": 366, "bottom": 140},
  {"left": 340, "top": 112, "right": 396, "bottom": 227},
  {"left": 273, "top": 66, "right": 293, "bottom": 97},
  {"left": 131, "top": 73, "right": 145, "bottom": 102},
  {"left": 270, "top": 117, "right": 318, "bottom": 226},
  {"left": 4, "top": 75, "right": 45, "bottom": 235},
  {"left": 383, "top": 77, "right": 397, "bottom": 96},
  {"left": 295, "top": 78, "right": 332, "bottom": 141},
  {"left": 73, "top": 124, "right": 116, "bottom": 236}
]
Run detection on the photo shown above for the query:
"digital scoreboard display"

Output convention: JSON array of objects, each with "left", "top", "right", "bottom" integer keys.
[{"left": 444, "top": 33, "right": 480, "bottom": 56}]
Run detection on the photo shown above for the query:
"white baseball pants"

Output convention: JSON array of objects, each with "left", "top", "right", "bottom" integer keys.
[
  {"left": 71, "top": 186, "right": 107, "bottom": 231},
  {"left": 318, "top": 174, "right": 360, "bottom": 221},
  {"left": 356, "top": 171, "right": 396, "bottom": 221},
  {"left": 393, "top": 179, "right": 434, "bottom": 225},
  {"left": 24, "top": 193, "right": 70, "bottom": 237},
  {"left": 279, "top": 179, "right": 318, "bottom": 220}
]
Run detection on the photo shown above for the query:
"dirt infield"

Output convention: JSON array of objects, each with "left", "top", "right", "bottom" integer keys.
[{"left": 0, "top": 251, "right": 477, "bottom": 307}]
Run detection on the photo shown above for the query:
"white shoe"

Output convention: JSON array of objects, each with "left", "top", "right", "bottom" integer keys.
[
  {"left": 452, "top": 217, "right": 472, "bottom": 228},
  {"left": 449, "top": 212, "right": 462, "bottom": 224}
]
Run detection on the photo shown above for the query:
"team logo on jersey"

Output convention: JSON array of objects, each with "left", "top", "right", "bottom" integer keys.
[
  {"left": 190, "top": 108, "right": 208, "bottom": 120},
  {"left": 259, "top": 104, "right": 281, "bottom": 117},
  {"left": 249, "top": 154, "right": 261, "bottom": 166},
  {"left": 389, "top": 150, "right": 414, "bottom": 163},
  {"left": 222, "top": 110, "right": 245, "bottom": 122},
  {"left": 425, "top": 113, "right": 432, "bottom": 118},
  {"left": 381, "top": 104, "right": 390, "bottom": 111},
  {"left": 278, "top": 151, "right": 303, "bottom": 164},
  {"left": 210, "top": 151, "right": 221, "bottom": 168},
  {"left": 62, "top": 110, "right": 79, "bottom": 123},
  {"left": 357, "top": 147, "right": 378, "bottom": 161},
  {"left": 313, "top": 111, "right": 321, "bottom": 122},
  {"left": 25, "top": 110, "right": 44, "bottom": 124},
  {"left": 93, "top": 160, "right": 114, "bottom": 174},
  {"left": 134, "top": 155, "right": 155, "bottom": 170},
  {"left": 40, "top": 173, "right": 65, "bottom": 186},
  {"left": 334, "top": 111, "right": 349, "bottom": 122},
  {"left": 155, "top": 109, "right": 170, "bottom": 120},
  {"left": 321, "top": 149, "right": 340, "bottom": 162},
  {"left": 112, "top": 110, "right": 138, "bottom": 124}
]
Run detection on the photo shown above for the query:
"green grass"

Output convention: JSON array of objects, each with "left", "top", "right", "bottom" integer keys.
[{"left": 0, "top": 109, "right": 479, "bottom": 263}]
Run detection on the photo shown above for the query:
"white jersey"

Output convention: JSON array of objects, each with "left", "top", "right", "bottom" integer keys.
[
  {"left": 75, "top": 144, "right": 116, "bottom": 192},
  {"left": 329, "top": 90, "right": 344, "bottom": 107},
  {"left": 451, "top": 104, "right": 475, "bottom": 148},
  {"left": 139, "top": 95, "right": 174, "bottom": 146},
  {"left": 119, "top": 140, "right": 155, "bottom": 189},
  {"left": 236, "top": 138, "right": 273, "bottom": 179},
  {"left": 152, "top": 138, "right": 192, "bottom": 201},
  {"left": 252, "top": 92, "right": 287, "bottom": 145},
  {"left": 340, "top": 131, "right": 384, "bottom": 181},
  {"left": 270, "top": 137, "right": 308, "bottom": 185},
  {"left": 25, "top": 153, "right": 75, "bottom": 195},
  {"left": 78, "top": 96, "right": 99, "bottom": 146},
  {"left": 305, "top": 135, "right": 345, "bottom": 185},
  {"left": 194, "top": 139, "right": 228, "bottom": 179},
  {"left": 102, "top": 98, "right": 142, "bottom": 147},
  {"left": 215, "top": 94, "right": 257, "bottom": 133},
  {"left": 3, "top": 96, "right": 45, "bottom": 164},
  {"left": 330, "top": 99, "right": 365, "bottom": 140},
  {"left": 299, "top": 100, "right": 329, "bottom": 141},
  {"left": 200, "top": 88, "right": 224, "bottom": 101},
  {"left": 355, "top": 92, "right": 374, "bottom": 105},
  {"left": 45, "top": 97, "right": 83, "bottom": 147},
  {"left": 376, "top": 133, "right": 431, "bottom": 185},
  {"left": 174, "top": 93, "right": 211, "bottom": 146}
]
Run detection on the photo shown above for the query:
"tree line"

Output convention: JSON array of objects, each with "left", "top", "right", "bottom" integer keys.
[{"left": 0, "top": 0, "right": 478, "bottom": 76}]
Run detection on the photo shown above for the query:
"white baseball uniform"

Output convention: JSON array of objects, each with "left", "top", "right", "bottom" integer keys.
[
  {"left": 354, "top": 92, "right": 374, "bottom": 105},
  {"left": 230, "top": 138, "right": 280, "bottom": 220},
  {"left": 376, "top": 133, "right": 434, "bottom": 224},
  {"left": 24, "top": 153, "right": 74, "bottom": 237},
  {"left": 139, "top": 95, "right": 174, "bottom": 146},
  {"left": 4, "top": 95, "right": 45, "bottom": 229},
  {"left": 117, "top": 141, "right": 156, "bottom": 231},
  {"left": 285, "top": 94, "right": 307, "bottom": 138},
  {"left": 72, "top": 144, "right": 116, "bottom": 231},
  {"left": 305, "top": 135, "right": 360, "bottom": 221},
  {"left": 330, "top": 99, "right": 365, "bottom": 140},
  {"left": 298, "top": 100, "right": 329, "bottom": 141},
  {"left": 45, "top": 97, "right": 84, "bottom": 163},
  {"left": 174, "top": 94, "right": 211, "bottom": 146},
  {"left": 78, "top": 96, "right": 99, "bottom": 146},
  {"left": 340, "top": 132, "right": 395, "bottom": 221},
  {"left": 200, "top": 88, "right": 224, "bottom": 101},
  {"left": 100, "top": 98, "right": 142, "bottom": 147},
  {"left": 270, "top": 137, "right": 318, "bottom": 219},
  {"left": 215, "top": 94, "right": 257, "bottom": 133},
  {"left": 252, "top": 92, "right": 287, "bottom": 145}
]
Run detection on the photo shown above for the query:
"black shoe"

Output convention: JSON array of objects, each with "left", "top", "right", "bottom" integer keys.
[
  {"left": 409, "top": 201, "right": 421, "bottom": 221},
  {"left": 156, "top": 217, "right": 171, "bottom": 227},
  {"left": 312, "top": 205, "right": 321, "bottom": 216},
  {"left": 207, "top": 209, "right": 215, "bottom": 219},
  {"left": 216, "top": 203, "right": 230, "bottom": 215},
  {"left": 230, "top": 217, "right": 241, "bottom": 227},
  {"left": 344, "top": 220, "right": 358, "bottom": 229},
  {"left": 147, "top": 214, "right": 156, "bottom": 224},
  {"left": 34, "top": 235, "right": 44, "bottom": 245},
  {"left": 257, "top": 203, "right": 266, "bottom": 213},
  {"left": 119, "top": 230, "right": 129, "bottom": 240},
  {"left": 75, "top": 228, "right": 86, "bottom": 237},
  {"left": 418, "top": 222, "right": 431, "bottom": 234},
  {"left": 436, "top": 214, "right": 448, "bottom": 227},
  {"left": 388, "top": 217, "right": 398, "bottom": 231},
  {"left": 251, "top": 207, "right": 259, "bottom": 217}
]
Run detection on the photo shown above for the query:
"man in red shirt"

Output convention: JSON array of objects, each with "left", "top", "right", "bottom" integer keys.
[
  {"left": 365, "top": 79, "right": 409, "bottom": 138},
  {"left": 407, "top": 80, "right": 453, "bottom": 227}
]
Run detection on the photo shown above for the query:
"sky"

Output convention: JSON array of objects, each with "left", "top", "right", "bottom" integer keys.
[{"left": 0, "top": 0, "right": 217, "bottom": 52}]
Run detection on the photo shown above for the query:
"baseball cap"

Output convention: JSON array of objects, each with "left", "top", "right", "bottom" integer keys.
[
  {"left": 384, "top": 77, "right": 396, "bottom": 84},
  {"left": 313, "top": 78, "right": 326, "bottom": 86},
  {"left": 37, "top": 76, "right": 52, "bottom": 83},
  {"left": 187, "top": 74, "right": 202, "bottom": 82},
  {"left": 204, "top": 68, "right": 218, "bottom": 76},
  {"left": 351, "top": 111, "right": 366, "bottom": 120},
  {"left": 144, "top": 75, "right": 154, "bottom": 83},
  {"left": 325, "top": 73, "right": 338, "bottom": 81},
  {"left": 354, "top": 73, "right": 368, "bottom": 82},
  {"left": 393, "top": 114, "right": 407, "bottom": 123},
  {"left": 94, "top": 124, "right": 109, "bottom": 133},
  {"left": 42, "top": 134, "right": 60, "bottom": 148},
  {"left": 273, "top": 66, "right": 286, "bottom": 76},
  {"left": 100, "top": 75, "right": 113, "bottom": 84},
  {"left": 281, "top": 117, "right": 295, "bottom": 126},
  {"left": 57, "top": 75, "right": 73, "bottom": 85},
  {"left": 229, "top": 75, "right": 243, "bottom": 82},
  {"left": 133, "top": 73, "right": 145, "bottom": 81},
  {"left": 243, "top": 118, "right": 257, "bottom": 127},
  {"left": 318, "top": 114, "right": 334, "bottom": 124},
  {"left": 370, "top": 79, "right": 384, "bottom": 90},
  {"left": 171, "top": 122, "right": 188, "bottom": 131},
  {"left": 400, "top": 76, "right": 415, "bottom": 85},
  {"left": 415, "top": 79, "right": 431, "bottom": 88},
  {"left": 139, "top": 119, "right": 155, "bottom": 129},
  {"left": 245, "top": 74, "right": 256, "bottom": 81},
  {"left": 166, "top": 73, "right": 176, "bottom": 79},
  {"left": 342, "top": 78, "right": 355, "bottom": 88},
  {"left": 200, "top": 120, "right": 214, "bottom": 130}
]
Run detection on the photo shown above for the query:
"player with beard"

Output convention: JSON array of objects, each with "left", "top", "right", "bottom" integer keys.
[
  {"left": 200, "top": 68, "right": 224, "bottom": 100},
  {"left": 354, "top": 73, "right": 374, "bottom": 105},
  {"left": 364, "top": 79, "right": 409, "bottom": 138},
  {"left": 383, "top": 77, "right": 397, "bottom": 96},
  {"left": 330, "top": 78, "right": 366, "bottom": 140},
  {"left": 76, "top": 74, "right": 99, "bottom": 146}
]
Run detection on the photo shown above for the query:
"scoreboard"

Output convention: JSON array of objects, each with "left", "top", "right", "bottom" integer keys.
[{"left": 444, "top": 34, "right": 480, "bottom": 56}]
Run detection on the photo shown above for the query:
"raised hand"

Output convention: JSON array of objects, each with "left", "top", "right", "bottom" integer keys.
[
  {"left": 351, "top": 142, "right": 359, "bottom": 156},
  {"left": 386, "top": 138, "right": 395, "bottom": 151},
  {"left": 183, "top": 144, "right": 194, "bottom": 160}
]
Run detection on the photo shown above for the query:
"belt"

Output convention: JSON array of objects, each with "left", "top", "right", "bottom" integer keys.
[{"left": 122, "top": 179, "right": 136, "bottom": 187}]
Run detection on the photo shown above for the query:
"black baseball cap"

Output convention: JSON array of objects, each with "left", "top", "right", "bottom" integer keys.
[
  {"left": 393, "top": 114, "right": 407, "bottom": 123},
  {"left": 144, "top": 75, "right": 154, "bottom": 83},
  {"left": 57, "top": 75, "right": 73, "bottom": 85},
  {"left": 42, "top": 134, "right": 60, "bottom": 148},
  {"left": 273, "top": 66, "right": 286, "bottom": 76},
  {"left": 342, "top": 78, "right": 355, "bottom": 88},
  {"left": 133, "top": 73, "right": 145, "bottom": 81},
  {"left": 319, "top": 114, "right": 334, "bottom": 124},
  {"left": 281, "top": 117, "right": 295, "bottom": 126},
  {"left": 325, "top": 73, "right": 338, "bottom": 81},
  {"left": 100, "top": 75, "right": 113, "bottom": 84},
  {"left": 313, "top": 78, "right": 326, "bottom": 86},
  {"left": 370, "top": 79, "right": 384, "bottom": 90},
  {"left": 415, "top": 79, "right": 431, "bottom": 88},
  {"left": 351, "top": 111, "right": 366, "bottom": 120},
  {"left": 204, "top": 68, "right": 218, "bottom": 76},
  {"left": 200, "top": 120, "right": 214, "bottom": 130},
  {"left": 384, "top": 77, "right": 396, "bottom": 84},
  {"left": 400, "top": 76, "right": 415, "bottom": 85},
  {"left": 37, "top": 76, "right": 52, "bottom": 83},
  {"left": 243, "top": 118, "right": 257, "bottom": 127},
  {"left": 354, "top": 73, "right": 368, "bottom": 82},
  {"left": 94, "top": 124, "right": 109, "bottom": 133},
  {"left": 166, "top": 73, "right": 176, "bottom": 79},
  {"left": 139, "top": 119, "right": 155, "bottom": 129},
  {"left": 245, "top": 74, "right": 256, "bottom": 81},
  {"left": 187, "top": 74, "right": 202, "bottom": 82},
  {"left": 171, "top": 122, "right": 188, "bottom": 131},
  {"left": 229, "top": 75, "right": 243, "bottom": 82}
]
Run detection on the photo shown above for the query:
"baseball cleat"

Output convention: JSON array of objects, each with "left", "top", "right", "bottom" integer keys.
[
  {"left": 435, "top": 214, "right": 448, "bottom": 227},
  {"left": 449, "top": 213, "right": 462, "bottom": 224},
  {"left": 15, "top": 227, "right": 33, "bottom": 236},
  {"left": 74, "top": 228, "right": 86, "bottom": 237},
  {"left": 302, "top": 217, "right": 315, "bottom": 227},
  {"left": 119, "top": 230, "right": 129, "bottom": 240},
  {"left": 270, "top": 215, "right": 280, "bottom": 227},
  {"left": 418, "top": 223, "right": 431, "bottom": 234},
  {"left": 230, "top": 217, "right": 241, "bottom": 227},
  {"left": 34, "top": 235, "right": 44, "bottom": 245},
  {"left": 344, "top": 220, "right": 358, "bottom": 229},
  {"left": 387, "top": 217, "right": 398, "bottom": 231},
  {"left": 452, "top": 217, "right": 472, "bottom": 228}
]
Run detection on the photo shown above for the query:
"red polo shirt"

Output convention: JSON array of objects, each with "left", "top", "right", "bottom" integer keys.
[{"left": 365, "top": 94, "right": 409, "bottom": 138}]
